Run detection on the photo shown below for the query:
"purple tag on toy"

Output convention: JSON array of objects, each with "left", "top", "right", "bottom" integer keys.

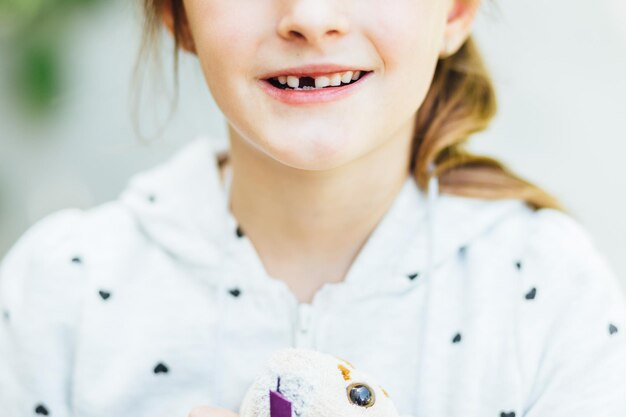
[{"left": 270, "top": 389, "right": 292, "bottom": 417}]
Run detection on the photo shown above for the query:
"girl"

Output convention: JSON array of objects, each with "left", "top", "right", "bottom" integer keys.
[{"left": 1, "top": 0, "right": 625, "bottom": 416}]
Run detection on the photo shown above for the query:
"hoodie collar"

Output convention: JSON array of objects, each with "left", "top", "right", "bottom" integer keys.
[{"left": 119, "top": 136, "right": 527, "bottom": 286}]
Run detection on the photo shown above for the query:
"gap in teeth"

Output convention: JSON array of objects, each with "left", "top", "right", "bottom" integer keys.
[{"left": 275, "top": 71, "right": 363, "bottom": 90}]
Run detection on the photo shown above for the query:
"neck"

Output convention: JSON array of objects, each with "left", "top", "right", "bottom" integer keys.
[{"left": 224, "top": 124, "right": 414, "bottom": 298}]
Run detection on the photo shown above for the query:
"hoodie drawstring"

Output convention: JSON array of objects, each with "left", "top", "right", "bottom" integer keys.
[
  {"left": 212, "top": 164, "right": 234, "bottom": 406},
  {"left": 212, "top": 282, "right": 225, "bottom": 406},
  {"left": 413, "top": 162, "right": 439, "bottom": 416},
  {"left": 426, "top": 162, "right": 439, "bottom": 293}
]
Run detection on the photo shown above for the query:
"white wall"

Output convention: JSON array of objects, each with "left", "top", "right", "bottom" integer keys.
[
  {"left": 1, "top": 0, "right": 625, "bottom": 287},
  {"left": 470, "top": 0, "right": 626, "bottom": 287}
]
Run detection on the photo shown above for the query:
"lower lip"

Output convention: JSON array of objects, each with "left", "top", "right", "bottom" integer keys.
[{"left": 259, "top": 72, "right": 372, "bottom": 105}]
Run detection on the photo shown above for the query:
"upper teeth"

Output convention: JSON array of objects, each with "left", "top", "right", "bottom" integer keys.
[{"left": 276, "top": 71, "right": 363, "bottom": 89}]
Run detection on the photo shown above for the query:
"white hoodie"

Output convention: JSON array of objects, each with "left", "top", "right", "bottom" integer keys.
[{"left": 1, "top": 136, "right": 625, "bottom": 417}]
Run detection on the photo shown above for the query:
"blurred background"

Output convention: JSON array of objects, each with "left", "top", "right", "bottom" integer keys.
[{"left": 0, "top": 0, "right": 625, "bottom": 286}]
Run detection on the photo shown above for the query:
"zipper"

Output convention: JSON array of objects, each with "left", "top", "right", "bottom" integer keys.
[{"left": 294, "top": 303, "right": 313, "bottom": 348}]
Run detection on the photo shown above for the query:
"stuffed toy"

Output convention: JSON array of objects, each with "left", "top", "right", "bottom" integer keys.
[{"left": 239, "top": 348, "right": 400, "bottom": 417}]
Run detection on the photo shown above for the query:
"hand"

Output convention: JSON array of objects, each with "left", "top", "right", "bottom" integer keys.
[{"left": 189, "top": 406, "right": 239, "bottom": 417}]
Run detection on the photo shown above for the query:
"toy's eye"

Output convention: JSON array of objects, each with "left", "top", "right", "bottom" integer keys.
[{"left": 346, "top": 383, "right": 375, "bottom": 408}]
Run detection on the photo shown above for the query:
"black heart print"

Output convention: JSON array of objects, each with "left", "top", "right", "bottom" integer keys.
[
  {"left": 35, "top": 404, "right": 49, "bottom": 415},
  {"left": 99, "top": 290, "right": 111, "bottom": 300},
  {"left": 500, "top": 412, "right": 515, "bottom": 417},
  {"left": 229, "top": 288, "right": 241, "bottom": 297},
  {"left": 452, "top": 333, "right": 462, "bottom": 343},
  {"left": 609, "top": 323, "right": 619, "bottom": 335},
  {"left": 525, "top": 287, "right": 537, "bottom": 300},
  {"left": 154, "top": 362, "right": 169, "bottom": 374},
  {"left": 407, "top": 272, "right": 419, "bottom": 281}
]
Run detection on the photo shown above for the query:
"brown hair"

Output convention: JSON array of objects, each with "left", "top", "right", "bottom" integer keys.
[{"left": 133, "top": 0, "right": 565, "bottom": 212}]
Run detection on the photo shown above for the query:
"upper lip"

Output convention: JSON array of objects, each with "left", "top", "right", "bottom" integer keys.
[{"left": 259, "top": 64, "right": 371, "bottom": 80}]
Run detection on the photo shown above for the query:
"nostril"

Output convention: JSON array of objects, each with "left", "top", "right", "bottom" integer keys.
[{"left": 289, "top": 30, "right": 305, "bottom": 40}]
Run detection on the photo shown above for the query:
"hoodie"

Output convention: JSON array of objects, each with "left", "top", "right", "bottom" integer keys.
[{"left": 1, "top": 135, "right": 625, "bottom": 417}]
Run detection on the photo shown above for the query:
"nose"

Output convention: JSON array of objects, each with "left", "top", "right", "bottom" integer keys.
[{"left": 277, "top": 0, "right": 350, "bottom": 48}]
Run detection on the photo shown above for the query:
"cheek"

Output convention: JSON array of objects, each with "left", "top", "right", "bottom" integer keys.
[
  {"left": 368, "top": 0, "right": 445, "bottom": 58},
  {"left": 366, "top": 1, "right": 445, "bottom": 108},
  {"left": 185, "top": 1, "right": 267, "bottom": 93}
]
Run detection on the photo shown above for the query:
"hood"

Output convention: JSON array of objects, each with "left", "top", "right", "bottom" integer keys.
[
  {"left": 119, "top": 136, "right": 231, "bottom": 266},
  {"left": 119, "top": 136, "right": 528, "bottom": 279}
]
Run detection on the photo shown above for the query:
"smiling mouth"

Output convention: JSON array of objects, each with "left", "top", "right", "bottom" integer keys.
[{"left": 266, "top": 71, "right": 372, "bottom": 91}]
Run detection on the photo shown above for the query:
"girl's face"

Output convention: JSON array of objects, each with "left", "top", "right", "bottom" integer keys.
[{"left": 179, "top": 0, "right": 472, "bottom": 170}]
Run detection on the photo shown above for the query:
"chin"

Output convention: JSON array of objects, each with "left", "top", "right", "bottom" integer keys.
[{"left": 259, "top": 133, "right": 362, "bottom": 172}]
